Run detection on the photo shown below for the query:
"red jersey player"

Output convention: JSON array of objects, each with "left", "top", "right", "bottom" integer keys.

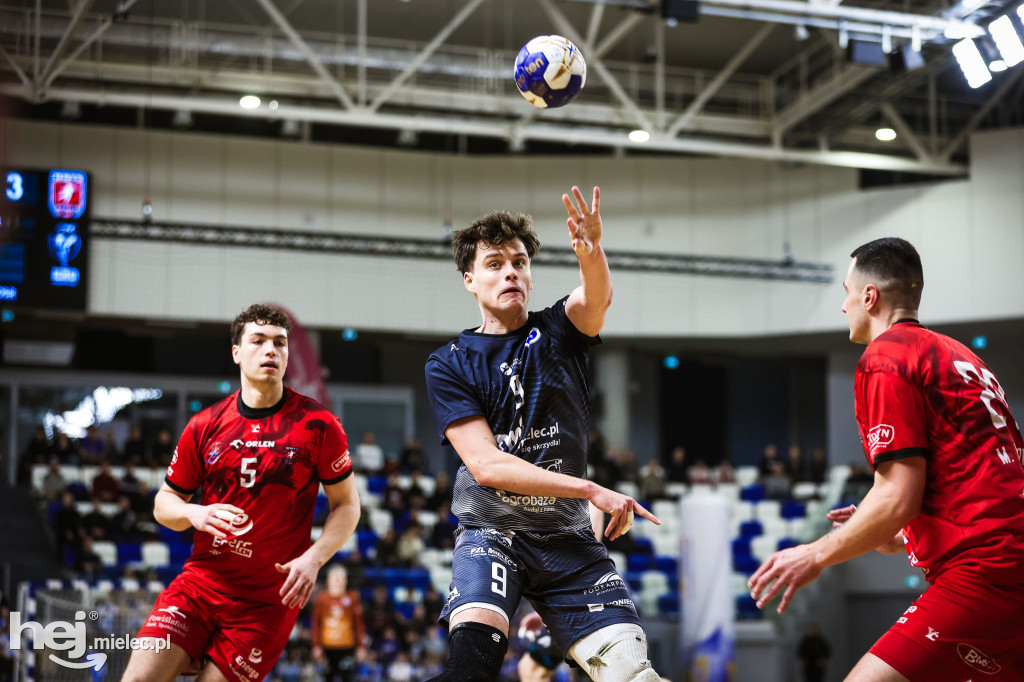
[
  {"left": 121, "top": 304, "right": 361, "bottom": 682},
  {"left": 749, "top": 238, "right": 1024, "bottom": 681}
]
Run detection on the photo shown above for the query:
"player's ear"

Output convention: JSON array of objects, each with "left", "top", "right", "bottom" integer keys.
[
  {"left": 863, "top": 284, "right": 878, "bottom": 310},
  {"left": 231, "top": 345, "right": 241, "bottom": 365},
  {"left": 464, "top": 270, "right": 476, "bottom": 294}
]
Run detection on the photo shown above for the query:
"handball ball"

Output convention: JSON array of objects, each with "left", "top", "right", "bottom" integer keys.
[{"left": 514, "top": 35, "right": 587, "bottom": 108}]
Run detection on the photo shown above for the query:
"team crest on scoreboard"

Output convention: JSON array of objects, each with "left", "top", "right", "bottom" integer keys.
[{"left": 47, "top": 170, "right": 87, "bottom": 219}]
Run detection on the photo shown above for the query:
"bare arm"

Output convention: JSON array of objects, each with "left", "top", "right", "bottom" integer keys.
[
  {"left": 446, "top": 416, "right": 658, "bottom": 539},
  {"left": 749, "top": 457, "right": 925, "bottom": 613},
  {"left": 825, "top": 504, "right": 906, "bottom": 554},
  {"left": 276, "top": 471, "right": 361, "bottom": 608},
  {"left": 563, "top": 186, "right": 612, "bottom": 337},
  {"left": 153, "top": 482, "right": 244, "bottom": 540}
]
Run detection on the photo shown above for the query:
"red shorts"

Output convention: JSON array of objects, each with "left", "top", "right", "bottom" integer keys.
[
  {"left": 869, "top": 567, "right": 1024, "bottom": 682},
  {"left": 137, "top": 571, "right": 296, "bottom": 682}
]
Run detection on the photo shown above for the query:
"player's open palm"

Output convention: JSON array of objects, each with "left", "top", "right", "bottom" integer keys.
[
  {"left": 562, "top": 185, "right": 602, "bottom": 257},
  {"left": 590, "top": 485, "right": 659, "bottom": 540}
]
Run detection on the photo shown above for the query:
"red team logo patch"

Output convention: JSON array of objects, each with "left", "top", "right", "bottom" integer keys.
[
  {"left": 47, "top": 170, "right": 87, "bottom": 219},
  {"left": 867, "top": 423, "right": 895, "bottom": 454}
]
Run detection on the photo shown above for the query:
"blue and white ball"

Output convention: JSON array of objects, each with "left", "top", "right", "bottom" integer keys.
[{"left": 514, "top": 35, "right": 587, "bottom": 108}]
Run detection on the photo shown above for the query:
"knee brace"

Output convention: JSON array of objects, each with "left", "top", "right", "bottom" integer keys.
[
  {"left": 424, "top": 622, "right": 509, "bottom": 682},
  {"left": 567, "top": 623, "right": 663, "bottom": 682}
]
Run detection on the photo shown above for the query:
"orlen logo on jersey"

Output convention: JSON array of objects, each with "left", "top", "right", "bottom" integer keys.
[
  {"left": 331, "top": 452, "right": 351, "bottom": 473},
  {"left": 956, "top": 643, "right": 1001, "bottom": 674},
  {"left": 866, "top": 424, "right": 895, "bottom": 453},
  {"left": 230, "top": 439, "right": 276, "bottom": 449}
]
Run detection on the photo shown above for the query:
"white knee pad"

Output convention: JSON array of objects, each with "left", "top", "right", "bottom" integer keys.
[{"left": 567, "top": 623, "right": 662, "bottom": 682}]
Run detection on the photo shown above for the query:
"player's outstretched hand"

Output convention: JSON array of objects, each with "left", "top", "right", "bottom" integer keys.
[
  {"left": 589, "top": 485, "right": 659, "bottom": 540},
  {"left": 747, "top": 544, "right": 822, "bottom": 614},
  {"left": 276, "top": 553, "right": 319, "bottom": 609},
  {"left": 187, "top": 503, "right": 246, "bottom": 540},
  {"left": 562, "top": 185, "right": 601, "bottom": 258},
  {"left": 825, "top": 504, "right": 857, "bottom": 529}
]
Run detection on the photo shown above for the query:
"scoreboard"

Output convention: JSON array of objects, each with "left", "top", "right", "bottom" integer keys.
[{"left": 0, "top": 168, "right": 90, "bottom": 311}]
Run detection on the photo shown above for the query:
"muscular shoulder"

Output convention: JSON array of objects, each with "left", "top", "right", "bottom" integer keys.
[{"left": 858, "top": 324, "right": 930, "bottom": 379}]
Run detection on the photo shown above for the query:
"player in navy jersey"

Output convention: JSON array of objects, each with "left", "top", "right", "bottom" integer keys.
[
  {"left": 424, "top": 187, "right": 663, "bottom": 682},
  {"left": 121, "top": 304, "right": 361, "bottom": 682},
  {"left": 749, "top": 238, "right": 1024, "bottom": 681}
]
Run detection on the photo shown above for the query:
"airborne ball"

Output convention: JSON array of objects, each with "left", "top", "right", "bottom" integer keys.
[{"left": 514, "top": 35, "right": 587, "bottom": 108}]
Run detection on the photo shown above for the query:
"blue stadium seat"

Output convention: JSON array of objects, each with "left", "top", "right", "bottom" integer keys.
[
  {"left": 739, "top": 519, "right": 763, "bottom": 537},
  {"left": 117, "top": 543, "right": 142, "bottom": 564},
  {"left": 631, "top": 536, "right": 654, "bottom": 556},
  {"left": 396, "top": 602, "right": 416, "bottom": 619},
  {"left": 48, "top": 501, "right": 61, "bottom": 526},
  {"left": 168, "top": 542, "right": 192, "bottom": 564},
  {"left": 739, "top": 484, "right": 765, "bottom": 504},
  {"left": 735, "top": 594, "right": 763, "bottom": 620},
  {"left": 407, "top": 568, "right": 431, "bottom": 591},
  {"left": 67, "top": 482, "right": 88, "bottom": 500},
  {"left": 627, "top": 554, "right": 652, "bottom": 572},
  {"left": 367, "top": 476, "right": 388, "bottom": 495},
  {"left": 159, "top": 525, "right": 189, "bottom": 544},
  {"left": 357, "top": 529, "right": 378, "bottom": 555},
  {"left": 777, "top": 537, "right": 799, "bottom": 551},
  {"left": 657, "top": 592, "right": 681, "bottom": 617},
  {"left": 624, "top": 571, "right": 644, "bottom": 591},
  {"left": 156, "top": 566, "right": 182, "bottom": 584},
  {"left": 731, "top": 536, "right": 752, "bottom": 558},
  {"left": 732, "top": 553, "right": 760, "bottom": 575},
  {"left": 781, "top": 501, "right": 807, "bottom": 520},
  {"left": 654, "top": 556, "right": 678, "bottom": 576},
  {"left": 314, "top": 493, "right": 330, "bottom": 524}
]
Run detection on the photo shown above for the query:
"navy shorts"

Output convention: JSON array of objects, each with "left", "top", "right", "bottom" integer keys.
[{"left": 439, "top": 526, "right": 642, "bottom": 658}]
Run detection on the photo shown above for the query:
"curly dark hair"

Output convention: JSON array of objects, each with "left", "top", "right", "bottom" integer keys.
[
  {"left": 230, "top": 303, "right": 292, "bottom": 346},
  {"left": 451, "top": 210, "right": 541, "bottom": 274},
  {"left": 850, "top": 237, "right": 924, "bottom": 311}
]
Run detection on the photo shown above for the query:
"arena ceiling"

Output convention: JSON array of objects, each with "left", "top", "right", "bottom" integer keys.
[{"left": 2, "top": 0, "right": 1024, "bottom": 174}]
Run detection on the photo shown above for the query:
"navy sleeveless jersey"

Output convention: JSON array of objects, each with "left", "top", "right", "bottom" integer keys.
[{"left": 425, "top": 295, "right": 599, "bottom": 533}]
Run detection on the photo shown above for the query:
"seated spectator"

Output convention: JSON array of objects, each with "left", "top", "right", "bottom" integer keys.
[
  {"left": 41, "top": 459, "right": 65, "bottom": 502},
  {"left": 715, "top": 459, "right": 737, "bottom": 485},
  {"left": 149, "top": 428, "right": 174, "bottom": 467},
  {"left": 381, "top": 474, "right": 408, "bottom": 517},
  {"left": 342, "top": 549, "right": 367, "bottom": 590},
  {"left": 421, "top": 588, "right": 445, "bottom": 624},
  {"left": 638, "top": 459, "right": 667, "bottom": 501},
  {"left": 809, "top": 447, "right": 829, "bottom": 484},
  {"left": 388, "top": 652, "right": 415, "bottom": 682},
  {"left": 92, "top": 462, "right": 121, "bottom": 502},
  {"left": 372, "top": 627, "right": 402, "bottom": 669},
  {"left": 786, "top": 444, "right": 806, "bottom": 482},
  {"left": 614, "top": 449, "right": 640, "bottom": 484},
  {"left": 355, "top": 432, "right": 384, "bottom": 475},
  {"left": 763, "top": 460, "right": 792, "bottom": 500},
  {"left": 758, "top": 443, "right": 781, "bottom": 477},
  {"left": 49, "top": 432, "right": 78, "bottom": 465},
  {"left": 665, "top": 446, "right": 689, "bottom": 484},
  {"left": 395, "top": 523, "right": 425, "bottom": 567},
  {"left": 375, "top": 529, "right": 400, "bottom": 567},
  {"left": 123, "top": 426, "right": 145, "bottom": 464},
  {"left": 26, "top": 425, "right": 50, "bottom": 460},
  {"left": 687, "top": 459, "right": 712, "bottom": 486},
  {"left": 406, "top": 472, "right": 428, "bottom": 507},
  {"left": 398, "top": 437, "right": 428, "bottom": 474},
  {"left": 75, "top": 536, "right": 104, "bottom": 579},
  {"left": 429, "top": 501, "right": 456, "bottom": 550},
  {"left": 364, "top": 586, "right": 399, "bottom": 639},
  {"left": 426, "top": 472, "right": 451, "bottom": 510},
  {"left": 82, "top": 499, "right": 111, "bottom": 540},
  {"left": 109, "top": 495, "right": 139, "bottom": 543},
  {"left": 101, "top": 431, "right": 122, "bottom": 464},
  {"left": 78, "top": 426, "right": 105, "bottom": 465},
  {"left": 120, "top": 463, "right": 140, "bottom": 498},
  {"left": 53, "top": 490, "right": 82, "bottom": 562}
]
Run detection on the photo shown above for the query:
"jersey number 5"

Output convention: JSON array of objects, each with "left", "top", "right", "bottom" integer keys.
[
  {"left": 954, "top": 360, "right": 1008, "bottom": 430},
  {"left": 240, "top": 457, "right": 258, "bottom": 487}
]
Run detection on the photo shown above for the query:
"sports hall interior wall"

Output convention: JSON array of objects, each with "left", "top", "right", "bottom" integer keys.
[{"left": 4, "top": 119, "right": 1024, "bottom": 339}]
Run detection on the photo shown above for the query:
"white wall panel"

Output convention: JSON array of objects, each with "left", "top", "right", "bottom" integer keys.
[{"left": 6, "top": 120, "right": 1023, "bottom": 337}]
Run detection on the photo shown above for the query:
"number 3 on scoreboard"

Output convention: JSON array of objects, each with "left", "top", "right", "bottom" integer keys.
[{"left": 491, "top": 562, "right": 507, "bottom": 597}]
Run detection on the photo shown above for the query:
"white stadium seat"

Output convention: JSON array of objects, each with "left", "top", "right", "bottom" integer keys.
[
  {"left": 751, "top": 535, "right": 780, "bottom": 562},
  {"left": 735, "top": 466, "right": 759, "bottom": 487},
  {"left": 616, "top": 481, "right": 640, "bottom": 499},
  {"left": 93, "top": 541, "right": 118, "bottom": 566},
  {"left": 141, "top": 541, "right": 170, "bottom": 567},
  {"left": 792, "top": 482, "right": 819, "bottom": 500},
  {"left": 608, "top": 551, "right": 627, "bottom": 576}
]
